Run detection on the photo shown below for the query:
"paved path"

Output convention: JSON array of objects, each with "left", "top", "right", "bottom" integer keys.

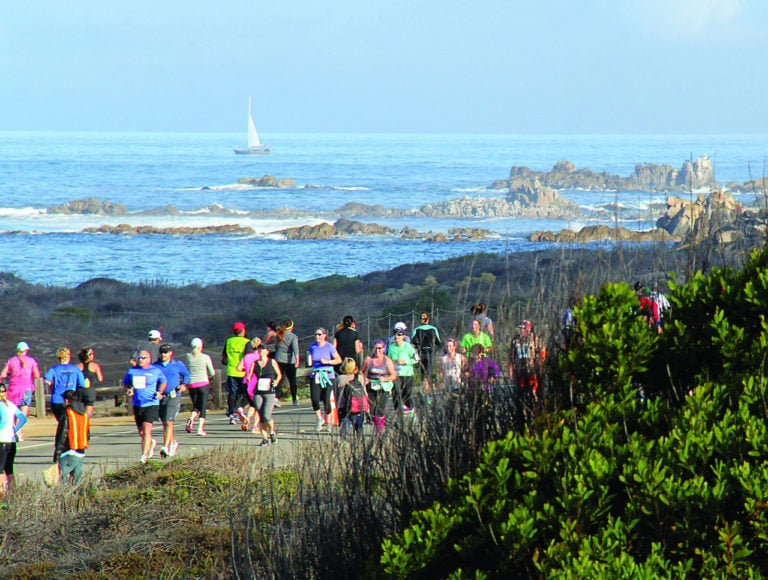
[{"left": 14, "top": 403, "right": 329, "bottom": 485}]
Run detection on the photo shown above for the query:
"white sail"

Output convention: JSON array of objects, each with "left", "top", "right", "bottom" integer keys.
[
  {"left": 235, "top": 97, "right": 271, "bottom": 155},
  {"left": 247, "top": 97, "right": 262, "bottom": 147}
]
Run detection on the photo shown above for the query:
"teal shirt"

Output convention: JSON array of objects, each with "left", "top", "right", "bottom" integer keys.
[{"left": 387, "top": 341, "right": 418, "bottom": 377}]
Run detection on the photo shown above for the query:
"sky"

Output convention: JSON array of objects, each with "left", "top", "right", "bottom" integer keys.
[{"left": 1, "top": 0, "right": 767, "bottom": 134}]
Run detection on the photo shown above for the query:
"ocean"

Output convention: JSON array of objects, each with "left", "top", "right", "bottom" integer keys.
[{"left": 1, "top": 132, "right": 765, "bottom": 287}]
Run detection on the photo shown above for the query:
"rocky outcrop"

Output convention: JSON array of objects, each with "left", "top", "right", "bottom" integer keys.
[
  {"left": 81, "top": 224, "right": 255, "bottom": 235},
  {"left": 336, "top": 202, "right": 408, "bottom": 218},
  {"left": 237, "top": 175, "right": 297, "bottom": 188},
  {"left": 47, "top": 198, "right": 127, "bottom": 216},
  {"left": 497, "top": 156, "right": 716, "bottom": 193},
  {"left": 529, "top": 225, "right": 678, "bottom": 243},
  {"left": 419, "top": 195, "right": 579, "bottom": 219},
  {"left": 276, "top": 219, "right": 395, "bottom": 240},
  {"left": 655, "top": 190, "right": 767, "bottom": 247}
]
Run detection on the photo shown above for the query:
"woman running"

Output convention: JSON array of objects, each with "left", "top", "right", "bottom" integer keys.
[
  {"left": 0, "top": 381, "right": 27, "bottom": 493},
  {"left": 184, "top": 338, "right": 215, "bottom": 436},
  {"left": 246, "top": 343, "right": 282, "bottom": 446},
  {"left": 361, "top": 340, "right": 397, "bottom": 434},
  {"left": 77, "top": 346, "right": 103, "bottom": 417},
  {"left": 0, "top": 342, "right": 40, "bottom": 442},
  {"left": 274, "top": 319, "right": 300, "bottom": 406},
  {"left": 307, "top": 327, "right": 341, "bottom": 432}
]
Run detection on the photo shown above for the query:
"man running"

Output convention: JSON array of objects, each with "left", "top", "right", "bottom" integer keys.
[
  {"left": 153, "top": 344, "right": 190, "bottom": 458},
  {"left": 123, "top": 349, "right": 167, "bottom": 463},
  {"left": 222, "top": 321, "right": 249, "bottom": 424}
]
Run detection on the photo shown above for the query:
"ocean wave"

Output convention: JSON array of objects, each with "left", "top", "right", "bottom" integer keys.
[
  {"left": 0, "top": 207, "right": 46, "bottom": 217},
  {"left": 451, "top": 186, "right": 491, "bottom": 194}
]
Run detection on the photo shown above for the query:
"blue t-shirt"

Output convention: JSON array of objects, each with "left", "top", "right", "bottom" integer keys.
[
  {"left": 152, "top": 359, "right": 191, "bottom": 395},
  {"left": 122, "top": 366, "right": 167, "bottom": 407},
  {"left": 44, "top": 363, "right": 86, "bottom": 405}
]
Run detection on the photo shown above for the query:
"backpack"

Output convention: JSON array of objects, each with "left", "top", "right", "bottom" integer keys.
[{"left": 345, "top": 376, "right": 369, "bottom": 414}]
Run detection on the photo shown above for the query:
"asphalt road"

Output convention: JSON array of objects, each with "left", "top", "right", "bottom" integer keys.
[{"left": 14, "top": 402, "right": 330, "bottom": 485}]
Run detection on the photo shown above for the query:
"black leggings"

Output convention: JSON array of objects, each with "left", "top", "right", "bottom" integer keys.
[
  {"left": 0, "top": 442, "right": 17, "bottom": 475},
  {"left": 309, "top": 377, "right": 338, "bottom": 413},
  {"left": 278, "top": 361, "right": 298, "bottom": 400},
  {"left": 189, "top": 386, "right": 211, "bottom": 419}
]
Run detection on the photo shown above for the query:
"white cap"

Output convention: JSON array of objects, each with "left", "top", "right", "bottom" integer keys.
[
  {"left": 394, "top": 321, "right": 407, "bottom": 332},
  {"left": 190, "top": 337, "right": 203, "bottom": 349},
  {"left": 148, "top": 329, "right": 162, "bottom": 340},
  {"left": 16, "top": 341, "right": 29, "bottom": 352}
]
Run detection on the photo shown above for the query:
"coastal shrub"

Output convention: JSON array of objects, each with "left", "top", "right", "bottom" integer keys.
[{"left": 379, "top": 247, "right": 768, "bottom": 577}]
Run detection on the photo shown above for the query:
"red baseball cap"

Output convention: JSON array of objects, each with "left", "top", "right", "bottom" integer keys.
[{"left": 232, "top": 321, "right": 245, "bottom": 333}]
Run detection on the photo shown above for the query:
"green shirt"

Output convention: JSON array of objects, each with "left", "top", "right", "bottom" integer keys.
[
  {"left": 460, "top": 332, "right": 492, "bottom": 354},
  {"left": 225, "top": 336, "right": 249, "bottom": 378},
  {"left": 387, "top": 341, "right": 418, "bottom": 377}
]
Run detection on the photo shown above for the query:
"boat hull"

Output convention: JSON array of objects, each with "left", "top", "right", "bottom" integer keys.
[{"left": 233, "top": 146, "right": 272, "bottom": 155}]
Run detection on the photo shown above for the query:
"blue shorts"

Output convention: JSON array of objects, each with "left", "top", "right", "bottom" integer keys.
[{"left": 19, "top": 390, "right": 32, "bottom": 407}]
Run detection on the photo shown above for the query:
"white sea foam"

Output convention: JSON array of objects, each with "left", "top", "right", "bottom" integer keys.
[{"left": 0, "top": 207, "right": 46, "bottom": 217}]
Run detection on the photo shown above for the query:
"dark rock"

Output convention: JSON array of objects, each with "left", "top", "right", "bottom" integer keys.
[
  {"left": 529, "top": 225, "right": 678, "bottom": 243},
  {"left": 81, "top": 224, "right": 255, "bottom": 235},
  {"left": 47, "top": 198, "right": 127, "bottom": 216}
]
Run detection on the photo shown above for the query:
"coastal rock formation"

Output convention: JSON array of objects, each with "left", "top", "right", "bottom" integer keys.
[
  {"left": 336, "top": 202, "right": 408, "bottom": 218},
  {"left": 237, "top": 175, "right": 297, "bottom": 188},
  {"left": 495, "top": 156, "right": 716, "bottom": 193},
  {"left": 419, "top": 195, "right": 579, "bottom": 219},
  {"left": 656, "top": 190, "right": 739, "bottom": 238},
  {"left": 276, "top": 219, "right": 395, "bottom": 240},
  {"left": 47, "top": 198, "right": 127, "bottom": 216},
  {"left": 81, "top": 224, "right": 255, "bottom": 235},
  {"left": 529, "top": 225, "right": 678, "bottom": 243}
]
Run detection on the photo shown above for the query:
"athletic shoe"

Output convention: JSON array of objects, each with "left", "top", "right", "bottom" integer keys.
[
  {"left": 274, "top": 399, "right": 282, "bottom": 408},
  {"left": 197, "top": 429, "right": 207, "bottom": 437},
  {"left": 228, "top": 415, "right": 238, "bottom": 425},
  {"left": 251, "top": 426, "right": 259, "bottom": 434},
  {"left": 235, "top": 407, "right": 247, "bottom": 422},
  {"left": 148, "top": 439, "right": 157, "bottom": 459},
  {"left": 402, "top": 405, "right": 412, "bottom": 413},
  {"left": 259, "top": 439, "right": 270, "bottom": 447},
  {"left": 16, "top": 432, "right": 24, "bottom": 442},
  {"left": 159, "top": 446, "right": 169, "bottom": 458},
  {"left": 316, "top": 419, "right": 325, "bottom": 432},
  {"left": 269, "top": 432, "right": 278, "bottom": 444},
  {"left": 170, "top": 440, "right": 179, "bottom": 456},
  {"left": 185, "top": 419, "right": 193, "bottom": 433},
  {"left": 292, "top": 399, "right": 299, "bottom": 407},
  {"left": 139, "top": 454, "right": 148, "bottom": 464}
]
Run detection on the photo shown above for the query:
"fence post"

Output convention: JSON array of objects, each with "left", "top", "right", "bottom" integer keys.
[
  {"left": 34, "top": 377, "right": 46, "bottom": 418},
  {"left": 212, "top": 373, "right": 223, "bottom": 409}
]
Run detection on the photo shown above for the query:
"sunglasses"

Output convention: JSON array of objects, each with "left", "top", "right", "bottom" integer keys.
[
  {"left": 137, "top": 355, "right": 149, "bottom": 360},
  {"left": 315, "top": 332, "right": 324, "bottom": 336}
]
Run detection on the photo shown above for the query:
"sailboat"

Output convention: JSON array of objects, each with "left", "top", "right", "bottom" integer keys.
[{"left": 234, "top": 97, "right": 271, "bottom": 155}]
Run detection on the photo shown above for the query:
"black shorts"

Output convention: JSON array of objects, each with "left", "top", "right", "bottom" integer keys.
[
  {"left": 133, "top": 405, "right": 160, "bottom": 428},
  {"left": 159, "top": 396, "right": 181, "bottom": 423},
  {"left": 0, "top": 442, "right": 17, "bottom": 475}
]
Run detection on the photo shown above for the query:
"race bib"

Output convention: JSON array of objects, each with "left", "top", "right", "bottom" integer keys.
[
  {"left": 132, "top": 375, "right": 147, "bottom": 390},
  {"left": 257, "top": 378, "right": 272, "bottom": 392}
]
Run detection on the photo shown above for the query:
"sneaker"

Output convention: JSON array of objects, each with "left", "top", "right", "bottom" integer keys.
[
  {"left": 148, "top": 439, "right": 157, "bottom": 459},
  {"left": 159, "top": 446, "right": 169, "bottom": 458},
  {"left": 292, "top": 399, "right": 299, "bottom": 407},
  {"left": 274, "top": 399, "right": 282, "bottom": 408},
  {"left": 316, "top": 419, "right": 325, "bottom": 432},
  {"left": 170, "top": 440, "right": 179, "bottom": 456},
  {"left": 402, "top": 405, "right": 412, "bottom": 413},
  {"left": 235, "top": 407, "right": 247, "bottom": 422},
  {"left": 259, "top": 439, "right": 270, "bottom": 447},
  {"left": 139, "top": 454, "right": 148, "bottom": 464},
  {"left": 197, "top": 429, "right": 207, "bottom": 437},
  {"left": 251, "top": 426, "right": 259, "bottom": 434},
  {"left": 269, "top": 432, "right": 277, "bottom": 444},
  {"left": 185, "top": 418, "right": 193, "bottom": 433},
  {"left": 229, "top": 415, "right": 240, "bottom": 425},
  {"left": 17, "top": 432, "right": 24, "bottom": 442}
]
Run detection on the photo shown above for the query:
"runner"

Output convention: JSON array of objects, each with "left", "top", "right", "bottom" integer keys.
[
  {"left": 361, "top": 340, "right": 397, "bottom": 434},
  {"left": 275, "top": 320, "right": 300, "bottom": 406},
  {"left": 0, "top": 342, "right": 41, "bottom": 442},
  {"left": 153, "top": 344, "right": 190, "bottom": 457},
  {"left": 222, "top": 321, "right": 249, "bottom": 425},
  {"left": 184, "top": 338, "right": 215, "bottom": 436},
  {"left": 123, "top": 349, "right": 167, "bottom": 463},
  {"left": 76, "top": 346, "right": 102, "bottom": 417},
  {"left": 0, "top": 382, "right": 27, "bottom": 493},
  {"left": 246, "top": 343, "right": 282, "bottom": 446},
  {"left": 44, "top": 347, "right": 85, "bottom": 463},
  {"left": 307, "top": 327, "right": 341, "bottom": 431}
]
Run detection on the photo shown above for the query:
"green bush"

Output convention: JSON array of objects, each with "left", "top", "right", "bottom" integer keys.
[{"left": 380, "top": 247, "right": 768, "bottom": 578}]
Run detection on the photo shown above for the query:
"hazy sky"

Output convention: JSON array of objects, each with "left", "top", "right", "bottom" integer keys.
[{"left": 1, "top": 1, "right": 766, "bottom": 133}]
